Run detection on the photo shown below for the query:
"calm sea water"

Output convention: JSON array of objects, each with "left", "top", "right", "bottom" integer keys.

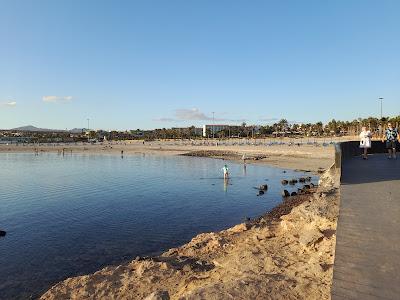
[{"left": 0, "top": 153, "right": 317, "bottom": 299}]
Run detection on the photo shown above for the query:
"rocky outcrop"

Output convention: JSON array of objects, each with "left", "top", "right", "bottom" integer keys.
[{"left": 144, "top": 291, "right": 170, "bottom": 300}]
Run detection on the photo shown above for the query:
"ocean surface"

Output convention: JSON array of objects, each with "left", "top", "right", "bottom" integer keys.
[{"left": 0, "top": 153, "right": 317, "bottom": 299}]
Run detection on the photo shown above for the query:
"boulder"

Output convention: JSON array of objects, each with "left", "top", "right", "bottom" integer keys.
[
  {"left": 0, "top": 230, "right": 6, "bottom": 237},
  {"left": 144, "top": 291, "right": 170, "bottom": 300},
  {"left": 227, "top": 223, "right": 248, "bottom": 233},
  {"left": 299, "top": 228, "right": 324, "bottom": 247},
  {"left": 299, "top": 177, "right": 306, "bottom": 183},
  {"left": 281, "top": 180, "right": 289, "bottom": 185},
  {"left": 282, "top": 190, "right": 290, "bottom": 197},
  {"left": 290, "top": 192, "right": 297, "bottom": 196},
  {"left": 259, "top": 184, "right": 268, "bottom": 191}
]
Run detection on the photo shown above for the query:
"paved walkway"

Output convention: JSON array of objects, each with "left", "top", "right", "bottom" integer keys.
[{"left": 332, "top": 154, "right": 400, "bottom": 300}]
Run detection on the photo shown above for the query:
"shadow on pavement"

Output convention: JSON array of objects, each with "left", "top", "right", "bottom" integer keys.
[{"left": 341, "top": 153, "right": 400, "bottom": 185}]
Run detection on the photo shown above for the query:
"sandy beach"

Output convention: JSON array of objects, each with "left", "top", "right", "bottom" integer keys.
[{"left": 0, "top": 138, "right": 337, "bottom": 173}]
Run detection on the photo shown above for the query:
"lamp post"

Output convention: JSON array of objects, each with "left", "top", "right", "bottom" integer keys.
[
  {"left": 212, "top": 112, "right": 215, "bottom": 139},
  {"left": 378, "top": 97, "right": 384, "bottom": 120},
  {"left": 378, "top": 97, "right": 383, "bottom": 137}
]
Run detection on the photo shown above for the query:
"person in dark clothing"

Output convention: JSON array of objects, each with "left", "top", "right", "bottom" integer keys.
[{"left": 384, "top": 123, "right": 398, "bottom": 159}]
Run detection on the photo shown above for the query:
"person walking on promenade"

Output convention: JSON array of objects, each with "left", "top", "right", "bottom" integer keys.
[
  {"left": 383, "top": 123, "right": 398, "bottom": 159},
  {"left": 359, "top": 126, "right": 372, "bottom": 159}
]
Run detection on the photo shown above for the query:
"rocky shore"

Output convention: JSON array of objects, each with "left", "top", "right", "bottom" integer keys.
[{"left": 40, "top": 166, "right": 339, "bottom": 300}]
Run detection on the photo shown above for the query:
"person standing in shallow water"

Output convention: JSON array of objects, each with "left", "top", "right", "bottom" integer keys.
[
  {"left": 383, "top": 123, "right": 398, "bottom": 159},
  {"left": 359, "top": 126, "right": 372, "bottom": 159},
  {"left": 222, "top": 164, "right": 229, "bottom": 179}
]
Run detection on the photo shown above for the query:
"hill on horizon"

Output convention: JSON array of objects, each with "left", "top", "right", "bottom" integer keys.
[
  {"left": 11, "top": 125, "right": 58, "bottom": 132},
  {"left": 9, "top": 125, "right": 87, "bottom": 133}
]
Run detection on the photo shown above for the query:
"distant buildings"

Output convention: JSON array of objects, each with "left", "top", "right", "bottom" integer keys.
[
  {"left": 0, "top": 136, "right": 31, "bottom": 144},
  {"left": 202, "top": 124, "right": 230, "bottom": 137},
  {"left": 171, "top": 127, "right": 203, "bottom": 137},
  {"left": 5, "top": 117, "right": 392, "bottom": 143}
]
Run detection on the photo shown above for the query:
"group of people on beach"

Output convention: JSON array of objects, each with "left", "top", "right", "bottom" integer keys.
[{"left": 359, "top": 123, "right": 399, "bottom": 159}]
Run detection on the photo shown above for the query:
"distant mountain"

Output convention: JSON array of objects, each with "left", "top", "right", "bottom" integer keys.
[
  {"left": 11, "top": 125, "right": 65, "bottom": 132},
  {"left": 10, "top": 125, "right": 91, "bottom": 133}
]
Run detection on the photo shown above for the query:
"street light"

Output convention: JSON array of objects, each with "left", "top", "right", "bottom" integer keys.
[
  {"left": 378, "top": 97, "right": 384, "bottom": 120},
  {"left": 378, "top": 98, "right": 384, "bottom": 137},
  {"left": 212, "top": 112, "right": 215, "bottom": 139}
]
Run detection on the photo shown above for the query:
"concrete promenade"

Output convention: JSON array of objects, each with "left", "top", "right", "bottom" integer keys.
[{"left": 332, "top": 153, "right": 400, "bottom": 299}]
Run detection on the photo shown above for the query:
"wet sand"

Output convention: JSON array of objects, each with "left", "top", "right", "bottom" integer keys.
[{"left": 0, "top": 138, "right": 337, "bottom": 173}]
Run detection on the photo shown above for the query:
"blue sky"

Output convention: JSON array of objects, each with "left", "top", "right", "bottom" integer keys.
[{"left": 0, "top": 0, "right": 399, "bottom": 130}]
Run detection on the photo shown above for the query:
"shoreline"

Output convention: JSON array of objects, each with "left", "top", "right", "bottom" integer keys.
[
  {"left": 0, "top": 140, "right": 334, "bottom": 174},
  {"left": 38, "top": 150, "right": 339, "bottom": 299}
]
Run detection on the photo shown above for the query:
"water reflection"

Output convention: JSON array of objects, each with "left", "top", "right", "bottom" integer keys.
[{"left": 223, "top": 178, "right": 229, "bottom": 192}]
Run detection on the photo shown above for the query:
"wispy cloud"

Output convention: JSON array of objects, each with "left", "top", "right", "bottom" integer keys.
[
  {"left": 153, "top": 117, "right": 177, "bottom": 122},
  {"left": 175, "top": 108, "right": 214, "bottom": 121},
  {"left": 42, "top": 95, "right": 73, "bottom": 103},
  {"left": 258, "top": 117, "right": 279, "bottom": 123},
  {"left": 227, "top": 118, "right": 247, "bottom": 123},
  {"left": 155, "top": 108, "right": 247, "bottom": 124},
  {"left": 1, "top": 101, "right": 17, "bottom": 107},
  {"left": 155, "top": 108, "right": 212, "bottom": 122}
]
